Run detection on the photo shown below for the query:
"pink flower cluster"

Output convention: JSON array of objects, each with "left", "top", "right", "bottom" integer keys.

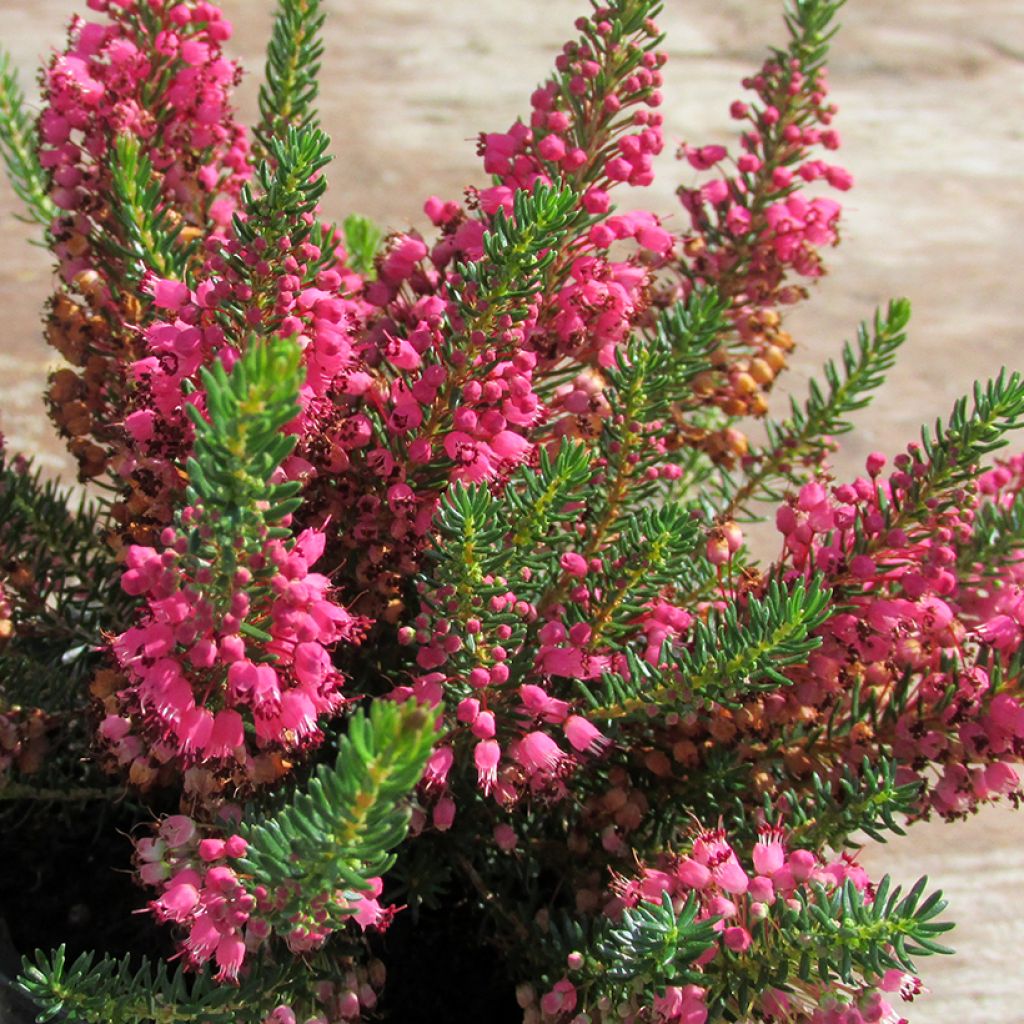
[
  {"left": 136, "top": 815, "right": 254, "bottom": 982},
  {"left": 402, "top": 552, "right": 714, "bottom": 821},
  {"left": 672, "top": 35, "right": 852, "bottom": 431},
  {"left": 473, "top": 2, "right": 674, "bottom": 375},
  {"left": 100, "top": 519, "right": 364, "bottom": 796},
  {"left": 479, "top": 4, "right": 666, "bottom": 194},
  {"left": 678, "top": 53, "right": 849, "bottom": 309},
  {"left": 37, "top": 0, "right": 252, "bottom": 483},
  {"left": 527, "top": 824, "right": 923, "bottom": 1024},
  {"left": 191, "top": 4, "right": 674, "bottom": 618},
  {"left": 115, "top": 262, "right": 368, "bottom": 533},
  {"left": 42, "top": 0, "right": 249, "bottom": 283},
  {"left": 34, "top": 0, "right": 681, "bottom": 602},
  {"left": 260, "top": 959, "right": 386, "bottom": 1024},
  {"left": 774, "top": 451, "right": 1024, "bottom": 817},
  {"left": 135, "top": 813, "right": 393, "bottom": 993},
  {"left": 397, "top": 570, "right": 625, "bottom": 820}
]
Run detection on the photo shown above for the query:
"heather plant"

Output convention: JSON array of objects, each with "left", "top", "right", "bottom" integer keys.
[{"left": 0, "top": 1, "right": 1021, "bottom": 1022}]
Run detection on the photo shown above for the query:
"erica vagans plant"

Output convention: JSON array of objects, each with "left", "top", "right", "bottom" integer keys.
[{"left": 0, "top": 1, "right": 1021, "bottom": 1022}]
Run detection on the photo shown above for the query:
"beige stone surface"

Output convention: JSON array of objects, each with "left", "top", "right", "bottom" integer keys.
[{"left": 1, "top": 1, "right": 1023, "bottom": 1019}]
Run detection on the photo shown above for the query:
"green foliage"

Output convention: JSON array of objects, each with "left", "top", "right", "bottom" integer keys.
[
  {"left": 184, "top": 336, "right": 305, "bottom": 539},
  {"left": 680, "top": 577, "right": 831, "bottom": 693},
  {"left": 724, "top": 299, "right": 910, "bottom": 515},
  {"left": 236, "top": 125, "right": 331, "bottom": 251},
  {"left": 537, "top": 291, "right": 726, "bottom": 616},
  {"left": 18, "top": 946, "right": 285, "bottom": 1024},
  {"left": 427, "top": 449, "right": 707, "bottom": 692},
  {"left": 179, "top": 335, "right": 306, "bottom": 634},
  {"left": 784, "top": 298, "right": 910, "bottom": 438},
  {"left": 596, "top": 894, "right": 717, "bottom": 987},
  {"left": 429, "top": 481, "right": 507, "bottom": 616},
  {"left": 506, "top": 440, "right": 594, "bottom": 554},
  {"left": 776, "top": 756, "right": 922, "bottom": 849},
  {"left": 598, "top": 289, "right": 727, "bottom": 490},
  {"left": 385, "top": 833, "right": 455, "bottom": 915},
  {"left": 784, "top": 0, "right": 848, "bottom": 76},
  {"left": 837, "top": 369, "right": 1024, "bottom": 553},
  {"left": 429, "top": 439, "right": 593, "bottom": 601},
  {"left": 960, "top": 489, "right": 1024, "bottom": 573},
  {"left": 105, "top": 134, "right": 191, "bottom": 284},
  {"left": 343, "top": 213, "right": 384, "bottom": 277},
  {"left": 239, "top": 700, "right": 438, "bottom": 928},
  {"left": 0, "top": 51, "right": 55, "bottom": 231},
  {"left": 451, "top": 181, "right": 587, "bottom": 327},
  {"left": 426, "top": 441, "right": 595, "bottom": 681},
  {"left": 0, "top": 451, "right": 127, "bottom": 710},
  {"left": 583, "top": 503, "right": 703, "bottom": 647},
  {"left": 257, "top": 0, "right": 326, "bottom": 151},
  {"left": 707, "top": 875, "right": 951, "bottom": 1018},
  {"left": 601, "top": 0, "right": 665, "bottom": 37},
  {"left": 224, "top": 125, "right": 334, "bottom": 325},
  {"left": 904, "top": 369, "right": 1024, "bottom": 516},
  {"left": 536, "top": 898, "right": 715, "bottom": 1020},
  {"left": 582, "top": 577, "right": 830, "bottom": 718},
  {"left": 652, "top": 290, "right": 730, "bottom": 400}
]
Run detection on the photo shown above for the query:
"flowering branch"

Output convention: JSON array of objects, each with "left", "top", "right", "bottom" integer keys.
[{"left": 0, "top": 0, "right": 1020, "bottom": 1021}]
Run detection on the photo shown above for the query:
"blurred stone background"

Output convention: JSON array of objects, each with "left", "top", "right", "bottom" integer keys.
[{"left": 1, "top": 1, "right": 1022, "bottom": 1019}]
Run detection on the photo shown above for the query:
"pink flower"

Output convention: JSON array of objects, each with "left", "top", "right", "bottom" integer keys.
[
  {"left": 563, "top": 715, "right": 610, "bottom": 755},
  {"left": 559, "top": 552, "right": 588, "bottom": 577},
  {"left": 198, "top": 838, "right": 226, "bottom": 862},
  {"left": 474, "top": 739, "right": 501, "bottom": 795},
  {"left": 653, "top": 985, "right": 707, "bottom": 1024},
  {"left": 206, "top": 710, "right": 244, "bottom": 759},
  {"left": 160, "top": 815, "right": 196, "bottom": 848},
  {"left": 539, "top": 978, "right": 577, "bottom": 1016},
  {"left": 432, "top": 795, "right": 456, "bottom": 831},
  {"left": 425, "top": 745, "right": 455, "bottom": 789},
  {"left": 684, "top": 143, "right": 727, "bottom": 170},
  {"left": 224, "top": 835, "right": 248, "bottom": 859},
  {"left": 752, "top": 825, "right": 786, "bottom": 876},
  {"left": 692, "top": 829, "right": 749, "bottom": 895},
  {"left": 349, "top": 885, "right": 391, "bottom": 931},
  {"left": 488, "top": 430, "right": 530, "bottom": 464},
  {"left": 983, "top": 761, "right": 1019, "bottom": 795},
  {"left": 185, "top": 913, "right": 221, "bottom": 962},
  {"left": 675, "top": 857, "right": 712, "bottom": 890},
  {"left": 214, "top": 931, "right": 246, "bottom": 983},
  {"left": 176, "top": 706, "right": 214, "bottom": 755},
  {"left": 99, "top": 715, "right": 131, "bottom": 742},
  {"left": 153, "top": 882, "right": 199, "bottom": 922},
  {"left": 149, "top": 277, "right": 191, "bottom": 311},
  {"left": 279, "top": 689, "right": 317, "bottom": 738},
  {"left": 265, "top": 1008, "right": 297, "bottom": 1024},
  {"left": 512, "top": 731, "right": 566, "bottom": 775},
  {"left": 493, "top": 823, "right": 517, "bottom": 851},
  {"left": 541, "top": 645, "right": 586, "bottom": 677},
  {"left": 444, "top": 431, "right": 492, "bottom": 482},
  {"left": 723, "top": 925, "right": 752, "bottom": 952},
  {"left": 293, "top": 642, "right": 328, "bottom": 685}
]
